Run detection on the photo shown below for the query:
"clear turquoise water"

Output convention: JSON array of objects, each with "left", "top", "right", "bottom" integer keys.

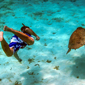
[{"left": 0, "top": 0, "right": 85, "bottom": 85}]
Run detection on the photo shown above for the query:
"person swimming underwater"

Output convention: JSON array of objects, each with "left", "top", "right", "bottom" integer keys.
[{"left": 0, "top": 23, "right": 40, "bottom": 62}]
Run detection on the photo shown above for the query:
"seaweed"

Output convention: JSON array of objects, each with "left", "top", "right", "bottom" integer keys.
[
  {"left": 15, "top": 81, "right": 22, "bottom": 85},
  {"left": 28, "top": 58, "right": 34, "bottom": 64},
  {"left": 0, "top": 0, "right": 3, "bottom": 2},
  {"left": 44, "top": 43, "right": 47, "bottom": 46},
  {"left": 0, "top": 79, "right": 2, "bottom": 81},
  {"left": 54, "top": 66, "right": 59, "bottom": 70},
  {"left": 33, "top": 12, "right": 44, "bottom": 17},
  {"left": 70, "top": 0, "right": 76, "bottom": 2},
  {"left": 52, "top": 17, "right": 64, "bottom": 22},
  {"left": 46, "top": 60, "right": 51, "bottom": 63},
  {"left": 43, "top": 0, "right": 48, "bottom": 2}
]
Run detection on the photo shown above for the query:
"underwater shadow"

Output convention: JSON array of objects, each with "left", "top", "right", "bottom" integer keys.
[
  {"left": 71, "top": 54, "right": 85, "bottom": 79},
  {"left": 20, "top": 65, "right": 43, "bottom": 85}
]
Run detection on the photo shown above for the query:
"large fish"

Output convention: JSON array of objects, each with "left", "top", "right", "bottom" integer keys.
[{"left": 66, "top": 27, "right": 85, "bottom": 54}]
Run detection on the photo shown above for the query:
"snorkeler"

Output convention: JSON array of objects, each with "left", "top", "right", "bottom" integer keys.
[{"left": 0, "top": 23, "right": 40, "bottom": 62}]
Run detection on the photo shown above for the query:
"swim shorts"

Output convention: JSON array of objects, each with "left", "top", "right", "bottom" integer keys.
[{"left": 9, "top": 33, "right": 32, "bottom": 54}]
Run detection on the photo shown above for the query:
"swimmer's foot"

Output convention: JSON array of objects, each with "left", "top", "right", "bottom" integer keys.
[
  {"left": 0, "top": 32, "right": 3, "bottom": 42},
  {"left": 18, "top": 59, "right": 22, "bottom": 64},
  {"left": 4, "top": 25, "right": 11, "bottom": 31},
  {"left": 19, "top": 58, "right": 22, "bottom": 62}
]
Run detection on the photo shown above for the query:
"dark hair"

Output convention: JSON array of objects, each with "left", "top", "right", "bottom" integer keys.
[{"left": 21, "top": 23, "right": 30, "bottom": 32}]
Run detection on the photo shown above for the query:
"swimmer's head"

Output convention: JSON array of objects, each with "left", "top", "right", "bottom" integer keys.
[{"left": 21, "top": 23, "right": 30, "bottom": 33}]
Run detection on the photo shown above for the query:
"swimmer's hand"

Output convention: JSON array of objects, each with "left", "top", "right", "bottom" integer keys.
[{"left": 36, "top": 36, "right": 40, "bottom": 40}]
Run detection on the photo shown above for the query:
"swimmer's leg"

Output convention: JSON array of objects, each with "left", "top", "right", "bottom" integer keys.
[
  {"left": 24, "top": 28, "right": 40, "bottom": 40},
  {"left": 4, "top": 26, "right": 34, "bottom": 45},
  {"left": 14, "top": 52, "right": 22, "bottom": 62},
  {"left": 0, "top": 32, "right": 3, "bottom": 41},
  {"left": 0, "top": 32, "right": 13, "bottom": 57}
]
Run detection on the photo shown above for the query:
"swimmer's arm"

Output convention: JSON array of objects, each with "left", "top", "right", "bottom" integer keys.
[
  {"left": 25, "top": 28, "right": 40, "bottom": 40},
  {"left": 14, "top": 52, "right": 22, "bottom": 62}
]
